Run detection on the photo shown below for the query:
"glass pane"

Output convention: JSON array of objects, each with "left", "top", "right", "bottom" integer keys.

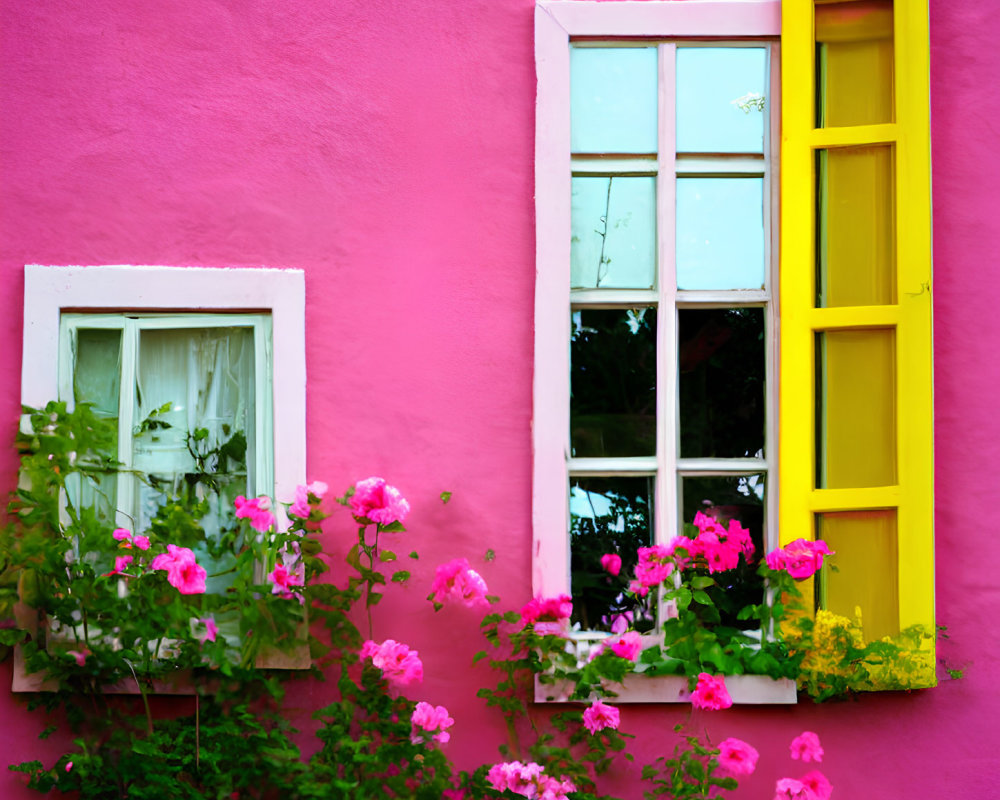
[
  {"left": 816, "top": 329, "right": 896, "bottom": 489},
  {"left": 680, "top": 474, "right": 765, "bottom": 626},
  {"left": 571, "top": 309, "right": 656, "bottom": 458},
  {"left": 679, "top": 308, "right": 765, "bottom": 458},
  {"left": 571, "top": 176, "right": 657, "bottom": 289},
  {"left": 816, "top": 1, "right": 894, "bottom": 128},
  {"left": 817, "top": 146, "right": 895, "bottom": 307},
  {"left": 570, "top": 476, "right": 654, "bottom": 632},
  {"left": 72, "top": 328, "right": 122, "bottom": 521},
  {"left": 818, "top": 510, "right": 899, "bottom": 641},
  {"left": 676, "top": 47, "right": 767, "bottom": 153},
  {"left": 570, "top": 47, "right": 658, "bottom": 154},
  {"left": 133, "top": 327, "right": 255, "bottom": 593},
  {"left": 676, "top": 178, "right": 765, "bottom": 290}
]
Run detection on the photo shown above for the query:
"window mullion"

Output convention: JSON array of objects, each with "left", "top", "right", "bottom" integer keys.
[
  {"left": 115, "top": 319, "right": 138, "bottom": 531},
  {"left": 655, "top": 42, "right": 678, "bottom": 547}
]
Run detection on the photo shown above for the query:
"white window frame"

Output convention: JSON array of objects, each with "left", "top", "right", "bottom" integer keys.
[
  {"left": 21, "top": 264, "right": 306, "bottom": 518},
  {"left": 533, "top": 1, "right": 791, "bottom": 703}
]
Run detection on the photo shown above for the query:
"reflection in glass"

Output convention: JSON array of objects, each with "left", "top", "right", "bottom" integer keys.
[
  {"left": 72, "top": 328, "right": 123, "bottom": 521},
  {"left": 570, "top": 476, "right": 654, "bottom": 632},
  {"left": 816, "top": 329, "right": 896, "bottom": 489},
  {"left": 571, "top": 309, "right": 656, "bottom": 458},
  {"left": 571, "top": 47, "right": 658, "bottom": 154},
  {"left": 571, "top": 176, "right": 656, "bottom": 289},
  {"left": 676, "top": 47, "right": 767, "bottom": 153},
  {"left": 818, "top": 510, "right": 899, "bottom": 640},
  {"left": 676, "top": 178, "right": 765, "bottom": 290},
  {"left": 816, "top": 0, "right": 894, "bottom": 128},
  {"left": 679, "top": 308, "right": 765, "bottom": 458},
  {"left": 681, "top": 474, "right": 765, "bottom": 627},
  {"left": 817, "top": 146, "right": 895, "bottom": 307}
]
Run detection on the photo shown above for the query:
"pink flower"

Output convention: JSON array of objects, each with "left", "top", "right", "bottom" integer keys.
[
  {"left": 633, "top": 545, "right": 674, "bottom": 591},
  {"left": 430, "top": 558, "right": 489, "bottom": 608},
  {"left": 790, "top": 731, "right": 824, "bottom": 763},
  {"left": 609, "top": 630, "right": 643, "bottom": 661},
  {"left": 767, "top": 540, "right": 833, "bottom": 580},
  {"left": 151, "top": 544, "right": 207, "bottom": 595},
  {"left": 800, "top": 771, "right": 832, "bottom": 800},
  {"left": 349, "top": 477, "right": 410, "bottom": 526},
  {"left": 691, "top": 672, "right": 732, "bottom": 710},
  {"left": 102, "top": 554, "right": 133, "bottom": 577},
  {"left": 600, "top": 553, "right": 622, "bottom": 576},
  {"left": 520, "top": 594, "right": 572, "bottom": 628},
  {"left": 773, "top": 777, "right": 818, "bottom": 800},
  {"left": 717, "top": 737, "right": 759, "bottom": 776},
  {"left": 486, "top": 762, "right": 574, "bottom": 800},
  {"left": 65, "top": 762, "right": 73, "bottom": 773},
  {"left": 113, "top": 528, "right": 150, "bottom": 550},
  {"left": 582, "top": 699, "right": 620, "bottom": 734},
  {"left": 67, "top": 649, "right": 89, "bottom": 666},
  {"left": 200, "top": 617, "right": 218, "bottom": 644},
  {"left": 289, "top": 480, "right": 329, "bottom": 518},
  {"left": 410, "top": 701, "right": 454, "bottom": 744},
  {"left": 234, "top": 495, "right": 276, "bottom": 533},
  {"left": 268, "top": 563, "right": 305, "bottom": 599},
  {"left": 360, "top": 639, "right": 423, "bottom": 688}
]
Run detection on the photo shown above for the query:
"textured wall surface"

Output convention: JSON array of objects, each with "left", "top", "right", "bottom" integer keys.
[{"left": 0, "top": 1, "right": 996, "bottom": 797}]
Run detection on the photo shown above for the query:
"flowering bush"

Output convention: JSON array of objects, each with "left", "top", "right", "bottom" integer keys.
[{"left": 0, "top": 401, "right": 939, "bottom": 798}]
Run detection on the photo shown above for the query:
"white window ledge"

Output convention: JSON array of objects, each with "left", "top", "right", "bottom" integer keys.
[{"left": 535, "top": 673, "right": 797, "bottom": 704}]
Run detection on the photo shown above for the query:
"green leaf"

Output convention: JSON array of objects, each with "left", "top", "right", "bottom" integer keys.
[
  {"left": 378, "top": 550, "right": 397, "bottom": 563},
  {"left": 379, "top": 521, "right": 406, "bottom": 533},
  {"left": 692, "top": 590, "right": 713, "bottom": 606},
  {"left": 440, "top": 491, "right": 452, "bottom": 504},
  {"left": 484, "top": 548, "right": 496, "bottom": 562},
  {"left": 408, "top": 551, "right": 419, "bottom": 560},
  {"left": 391, "top": 570, "right": 410, "bottom": 583},
  {"left": 690, "top": 576, "right": 716, "bottom": 590},
  {"left": 366, "top": 591, "right": 383, "bottom": 607}
]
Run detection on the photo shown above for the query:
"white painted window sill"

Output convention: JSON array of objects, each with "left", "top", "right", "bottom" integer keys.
[{"left": 534, "top": 673, "right": 797, "bottom": 705}]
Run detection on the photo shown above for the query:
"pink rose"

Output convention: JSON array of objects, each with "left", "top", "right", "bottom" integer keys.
[
  {"left": 234, "top": 495, "right": 276, "bottom": 533},
  {"left": 65, "top": 762, "right": 73, "bottom": 773},
  {"left": 132, "top": 535, "right": 150, "bottom": 551},
  {"left": 268, "top": 563, "right": 305, "bottom": 600},
  {"left": 773, "top": 777, "right": 818, "bottom": 800},
  {"left": 67, "top": 649, "right": 89, "bottom": 667},
  {"left": 582, "top": 699, "right": 620, "bottom": 735},
  {"left": 800, "top": 770, "right": 832, "bottom": 800},
  {"left": 349, "top": 477, "right": 410, "bottom": 526},
  {"left": 151, "top": 545, "right": 207, "bottom": 594},
  {"left": 289, "top": 480, "right": 328, "bottom": 518},
  {"left": 600, "top": 553, "right": 622, "bottom": 576},
  {"left": 609, "top": 630, "right": 643, "bottom": 661},
  {"left": 410, "top": 701, "right": 454, "bottom": 744},
  {"left": 691, "top": 672, "right": 732, "bottom": 711},
  {"left": 789, "top": 731, "right": 824, "bottom": 762},
  {"left": 520, "top": 594, "right": 572, "bottom": 628},
  {"left": 717, "top": 737, "right": 759, "bottom": 776},
  {"left": 112, "top": 528, "right": 131, "bottom": 543},
  {"left": 360, "top": 639, "right": 423, "bottom": 688},
  {"left": 766, "top": 540, "right": 833, "bottom": 580},
  {"left": 430, "top": 558, "right": 489, "bottom": 608}
]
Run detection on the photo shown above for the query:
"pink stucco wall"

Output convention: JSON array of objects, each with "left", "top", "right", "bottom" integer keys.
[{"left": 0, "top": 0, "right": 997, "bottom": 797}]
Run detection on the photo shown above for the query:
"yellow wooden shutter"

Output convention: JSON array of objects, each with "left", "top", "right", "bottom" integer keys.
[{"left": 780, "top": 0, "right": 935, "bottom": 688}]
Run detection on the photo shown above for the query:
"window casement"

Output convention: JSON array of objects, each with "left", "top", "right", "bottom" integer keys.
[
  {"left": 15, "top": 265, "right": 307, "bottom": 689},
  {"left": 534, "top": 0, "right": 935, "bottom": 697}
]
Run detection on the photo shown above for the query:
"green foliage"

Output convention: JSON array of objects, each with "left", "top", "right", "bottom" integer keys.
[{"left": 642, "top": 725, "right": 738, "bottom": 800}]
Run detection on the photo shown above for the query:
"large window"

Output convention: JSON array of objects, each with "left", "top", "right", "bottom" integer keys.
[{"left": 534, "top": 0, "right": 935, "bottom": 692}]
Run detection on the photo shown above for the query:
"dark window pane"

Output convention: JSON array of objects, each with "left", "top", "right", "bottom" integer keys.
[
  {"left": 570, "top": 476, "right": 654, "bottom": 632},
  {"left": 571, "top": 308, "right": 656, "bottom": 457},
  {"left": 680, "top": 474, "right": 765, "bottom": 628},
  {"left": 679, "top": 308, "right": 765, "bottom": 458}
]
